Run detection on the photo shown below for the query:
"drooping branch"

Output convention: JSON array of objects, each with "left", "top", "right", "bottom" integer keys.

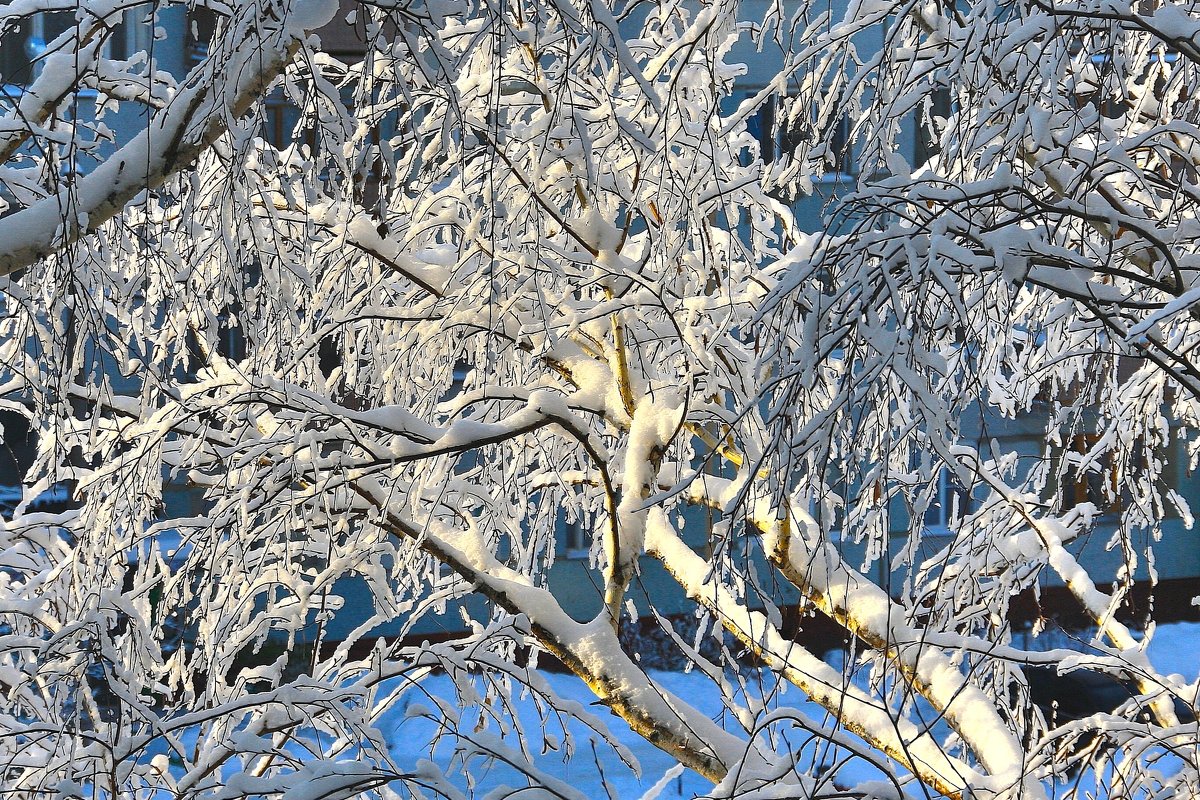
[
  {"left": 644, "top": 508, "right": 987, "bottom": 800},
  {"left": 0, "top": 0, "right": 333, "bottom": 274},
  {"left": 349, "top": 476, "right": 759, "bottom": 785}
]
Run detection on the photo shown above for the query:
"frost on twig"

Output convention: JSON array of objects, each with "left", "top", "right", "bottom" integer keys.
[{"left": 0, "top": 0, "right": 1198, "bottom": 796}]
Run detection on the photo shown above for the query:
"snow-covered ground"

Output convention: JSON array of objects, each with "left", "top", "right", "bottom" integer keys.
[
  {"left": 376, "top": 622, "right": 1200, "bottom": 799},
  {"left": 379, "top": 666, "right": 850, "bottom": 799},
  {"left": 1143, "top": 621, "right": 1200, "bottom": 681}
]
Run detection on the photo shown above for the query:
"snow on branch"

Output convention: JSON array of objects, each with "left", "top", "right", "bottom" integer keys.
[{"left": 1, "top": 0, "right": 1199, "bottom": 796}]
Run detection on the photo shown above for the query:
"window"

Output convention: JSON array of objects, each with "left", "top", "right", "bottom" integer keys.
[
  {"left": 260, "top": 81, "right": 405, "bottom": 216},
  {"left": 0, "top": 9, "right": 146, "bottom": 89},
  {"left": 1060, "top": 434, "right": 1121, "bottom": 514},
  {"left": 187, "top": 6, "right": 218, "bottom": 65},
  {"left": 1076, "top": 51, "right": 1197, "bottom": 188},
  {"left": 817, "top": 108, "right": 853, "bottom": 178},
  {"left": 562, "top": 517, "right": 590, "bottom": 559},
  {"left": 1072, "top": 50, "right": 1186, "bottom": 125},
  {"left": 0, "top": 13, "right": 72, "bottom": 87},
  {"left": 731, "top": 92, "right": 853, "bottom": 179},
  {"left": 0, "top": 19, "right": 33, "bottom": 88},
  {"left": 0, "top": 409, "right": 73, "bottom": 519},
  {"left": 924, "top": 468, "right": 971, "bottom": 532},
  {"left": 262, "top": 90, "right": 310, "bottom": 150},
  {"left": 756, "top": 95, "right": 799, "bottom": 164},
  {"left": 216, "top": 311, "right": 246, "bottom": 361},
  {"left": 915, "top": 88, "right": 952, "bottom": 168},
  {"left": 0, "top": 409, "right": 36, "bottom": 491}
]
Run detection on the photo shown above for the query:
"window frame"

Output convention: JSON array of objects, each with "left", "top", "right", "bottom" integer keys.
[
  {"left": 562, "top": 517, "right": 590, "bottom": 560},
  {"left": 726, "top": 89, "right": 856, "bottom": 184},
  {"left": 923, "top": 467, "right": 972, "bottom": 534}
]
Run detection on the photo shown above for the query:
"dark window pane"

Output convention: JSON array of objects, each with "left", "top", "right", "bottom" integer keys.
[{"left": 0, "top": 19, "right": 33, "bottom": 86}]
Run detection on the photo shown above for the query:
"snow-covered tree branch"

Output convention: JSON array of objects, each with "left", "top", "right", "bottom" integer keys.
[{"left": 1, "top": 0, "right": 1199, "bottom": 796}]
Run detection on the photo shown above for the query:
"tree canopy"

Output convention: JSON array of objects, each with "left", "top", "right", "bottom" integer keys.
[{"left": 0, "top": 0, "right": 1198, "bottom": 796}]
